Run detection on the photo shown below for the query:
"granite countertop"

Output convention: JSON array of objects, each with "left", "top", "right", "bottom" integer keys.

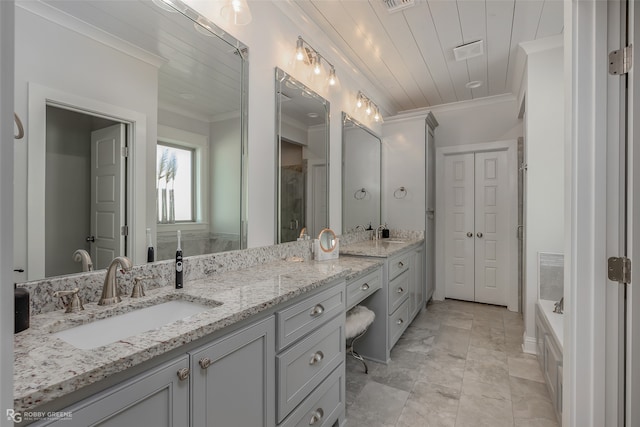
[
  {"left": 14, "top": 256, "right": 382, "bottom": 412},
  {"left": 340, "top": 238, "right": 424, "bottom": 258}
]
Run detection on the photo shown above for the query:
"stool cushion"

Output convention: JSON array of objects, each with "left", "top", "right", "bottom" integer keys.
[{"left": 345, "top": 305, "right": 375, "bottom": 339}]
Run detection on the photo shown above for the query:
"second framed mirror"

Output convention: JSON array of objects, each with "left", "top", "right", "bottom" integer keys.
[
  {"left": 275, "top": 68, "right": 329, "bottom": 243},
  {"left": 342, "top": 113, "right": 381, "bottom": 233}
]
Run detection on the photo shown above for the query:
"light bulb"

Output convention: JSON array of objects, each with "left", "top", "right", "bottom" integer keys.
[
  {"left": 374, "top": 108, "right": 381, "bottom": 122},
  {"left": 296, "top": 38, "right": 305, "bottom": 61},
  {"left": 365, "top": 102, "right": 372, "bottom": 116},
  {"left": 313, "top": 56, "right": 322, "bottom": 75},
  {"left": 328, "top": 66, "right": 336, "bottom": 86},
  {"left": 356, "top": 94, "right": 363, "bottom": 108}
]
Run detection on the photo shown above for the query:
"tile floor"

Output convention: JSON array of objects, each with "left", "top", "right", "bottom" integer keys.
[{"left": 344, "top": 299, "right": 560, "bottom": 427}]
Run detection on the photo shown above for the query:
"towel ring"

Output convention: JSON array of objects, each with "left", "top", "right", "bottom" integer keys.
[
  {"left": 14, "top": 113, "right": 24, "bottom": 140},
  {"left": 393, "top": 186, "right": 407, "bottom": 199},
  {"left": 354, "top": 188, "right": 367, "bottom": 200}
]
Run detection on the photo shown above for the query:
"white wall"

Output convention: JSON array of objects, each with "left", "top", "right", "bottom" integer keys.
[
  {"left": 382, "top": 95, "right": 523, "bottom": 231},
  {"left": 521, "top": 39, "right": 565, "bottom": 352},
  {"left": 14, "top": 6, "right": 158, "bottom": 280},
  {"left": 0, "top": 1, "right": 14, "bottom": 422}
]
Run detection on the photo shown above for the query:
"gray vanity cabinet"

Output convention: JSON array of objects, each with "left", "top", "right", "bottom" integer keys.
[
  {"left": 535, "top": 304, "right": 563, "bottom": 422},
  {"left": 31, "top": 356, "right": 190, "bottom": 426},
  {"left": 190, "top": 316, "right": 276, "bottom": 427},
  {"left": 409, "top": 245, "right": 425, "bottom": 320}
]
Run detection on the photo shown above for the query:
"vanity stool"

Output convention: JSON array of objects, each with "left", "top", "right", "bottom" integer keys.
[{"left": 345, "top": 305, "right": 375, "bottom": 374}]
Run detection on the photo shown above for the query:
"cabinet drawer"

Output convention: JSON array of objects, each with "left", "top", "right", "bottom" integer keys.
[
  {"left": 388, "top": 271, "right": 410, "bottom": 313},
  {"left": 279, "top": 364, "right": 344, "bottom": 427},
  {"left": 346, "top": 268, "right": 382, "bottom": 310},
  {"left": 277, "top": 315, "right": 344, "bottom": 422},
  {"left": 389, "top": 298, "right": 410, "bottom": 348},
  {"left": 388, "top": 252, "right": 411, "bottom": 280},
  {"left": 276, "top": 284, "right": 345, "bottom": 351}
]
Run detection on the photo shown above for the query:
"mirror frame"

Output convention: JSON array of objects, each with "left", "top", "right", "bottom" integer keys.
[
  {"left": 341, "top": 113, "right": 382, "bottom": 233},
  {"left": 274, "top": 67, "right": 330, "bottom": 244},
  {"left": 317, "top": 228, "right": 337, "bottom": 253}
]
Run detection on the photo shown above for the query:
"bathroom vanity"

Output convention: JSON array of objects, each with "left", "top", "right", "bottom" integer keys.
[
  {"left": 15, "top": 253, "right": 382, "bottom": 427},
  {"left": 341, "top": 237, "right": 426, "bottom": 363},
  {"left": 536, "top": 300, "right": 563, "bottom": 422}
]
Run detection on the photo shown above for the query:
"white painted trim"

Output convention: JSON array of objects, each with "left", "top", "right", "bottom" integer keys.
[
  {"left": 564, "top": 1, "right": 609, "bottom": 426},
  {"left": 520, "top": 34, "right": 564, "bottom": 56},
  {"left": 434, "top": 139, "right": 518, "bottom": 312},
  {"left": 16, "top": 0, "right": 166, "bottom": 69},
  {"left": 522, "top": 332, "right": 537, "bottom": 355},
  {"left": 27, "top": 83, "right": 147, "bottom": 280},
  {"left": 387, "top": 94, "right": 517, "bottom": 124},
  {"left": 0, "top": 0, "right": 14, "bottom": 419}
]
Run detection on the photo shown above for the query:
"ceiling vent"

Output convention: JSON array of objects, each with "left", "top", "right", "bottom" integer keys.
[
  {"left": 383, "top": 0, "right": 415, "bottom": 13},
  {"left": 453, "top": 40, "right": 484, "bottom": 61}
]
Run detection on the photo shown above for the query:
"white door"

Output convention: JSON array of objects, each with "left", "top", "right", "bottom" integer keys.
[
  {"left": 444, "top": 150, "right": 510, "bottom": 306},
  {"left": 444, "top": 153, "right": 475, "bottom": 301},
  {"left": 90, "top": 124, "right": 125, "bottom": 270},
  {"left": 474, "top": 150, "right": 509, "bottom": 306}
]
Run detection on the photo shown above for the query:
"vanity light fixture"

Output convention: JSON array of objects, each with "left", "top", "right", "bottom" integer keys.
[
  {"left": 355, "top": 91, "right": 383, "bottom": 122},
  {"left": 294, "top": 36, "right": 338, "bottom": 86}
]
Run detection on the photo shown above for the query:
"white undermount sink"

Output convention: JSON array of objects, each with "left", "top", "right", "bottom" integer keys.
[{"left": 53, "top": 300, "right": 216, "bottom": 350}]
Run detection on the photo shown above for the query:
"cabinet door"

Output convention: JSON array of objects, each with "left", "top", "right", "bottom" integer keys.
[
  {"left": 34, "top": 356, "right": 189, "bottom": 427},
  {"left": 191, "top": 316, "right": 275, "bottom": 427},
  {"left": 411, "top": 247, "right": 425, "bottom": 319}
]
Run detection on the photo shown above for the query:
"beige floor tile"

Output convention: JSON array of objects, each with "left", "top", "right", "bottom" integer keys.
[
  {"left": 396, "top": 381, "right": 460, "bottom": 427},
  {"left": 455, "top": 393, "right": 514, "bottom": 427},
  {"left": 508, "top": 356, "right": 546, "bottom": 383},
  {"left": 346, "top": 382, "right": 409, "bottom": 426},
  {"left": 464, "top": 358, "right": 511, "bottom": 389},
  {"left": 514, "top": 418, "right": 559, "bottom": 427}
]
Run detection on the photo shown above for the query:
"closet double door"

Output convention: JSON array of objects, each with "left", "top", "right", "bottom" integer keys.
[{"left": 444, "top": 150, "right": 510, "bottom": 306}]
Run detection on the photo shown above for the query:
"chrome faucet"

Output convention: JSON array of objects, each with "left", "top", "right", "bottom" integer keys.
[
  {"left": 374, "top": 224, "right": 386, "bottom": 240},
  {"left": 553, "top": 297, "right": 564, "bottom": 314},
  {"left": 98, "top": 256, "right": 132, "bottom": 306}
]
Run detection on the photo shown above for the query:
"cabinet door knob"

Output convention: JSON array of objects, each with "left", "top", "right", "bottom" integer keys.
[
  {"left": 310, "top": 304, "right": 324, "bottom": 317},
  {"left": 199, "top": 358, "right": 212, "bottom": 369},
  {"left": 177, "top": 367, "right": 190, "bottom": 381},
  {"left": 477, "top": 232, "right": 483, "bottom": 238},
  {"left": 361, "top": 283, "right": 370, "bottom": 291},
  {"left": 309, "top": 408, "right": 324, "bottom": 425},
  {"left": 309, "top": 351, "right": 324, "bottom": 365},
  {"left": 397, "top": 287, "right": 404, "bottom": 293},
  {"left": 466, "top": 232, "right": 473, "bottom": 238},
  {"left": 397, "top": 318, "right": 404, "bottom": 325},
  {"left": 398, "top": 261, "right": 404, "bottom": 268}
]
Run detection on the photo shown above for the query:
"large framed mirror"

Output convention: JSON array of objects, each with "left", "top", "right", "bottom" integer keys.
[
  {"left": 342, "top": 113, "right": 381, "bottom": 232},
  {"left": 275, "top": 68, "right": 329, "bottom": 243},
  {"left": 14, "top": 0, "right": 248, "bottom": 281}
]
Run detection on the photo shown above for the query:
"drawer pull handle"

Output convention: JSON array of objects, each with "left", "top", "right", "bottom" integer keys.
[
  {"left": 361, "top": 283, "right": 370, "bottom": 291},
  {"left": 199, "top": 358, "right": 212, "bottom": 369},
  {"left": 310, "top": 304, "right": 325, "bottom": 317},
  {"left": 397, "top": 287, "right": 404, "bottom": 293},
  {"left": 397, "top": 318, "right": 404, "bottom": 325},
  {"left": 177, "top": 367, "right": 190, "bottom": 381},
  {"left": 309, "top": 351, "right": 324, "bottom": 365},
  {"left": 309, "top": 408, "right": 324, "bottom": 425},
  {"left": 398, "top": 261, "right": 404, "bottom": 268}
]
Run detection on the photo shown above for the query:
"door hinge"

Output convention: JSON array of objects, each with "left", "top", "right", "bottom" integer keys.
[
  {"left": 121, "top": 147, "right": 129, "bottom": 157},
  {"left": 609, "top": 45, "right": 633, "bottom": 75},
  {"left": 121, "top": 225, "right": 129, "bottom": 236},
  {"left": 608, "top": 256, "right": 631, "bottom": 284}
]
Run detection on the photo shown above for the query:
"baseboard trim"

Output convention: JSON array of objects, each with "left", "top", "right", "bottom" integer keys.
[{"left": 522, "top": 332, "right": 537, "bottom": 354}]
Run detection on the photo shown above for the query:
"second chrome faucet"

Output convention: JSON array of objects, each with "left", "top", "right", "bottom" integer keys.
[{"left": 98, "top": 256, "right": 133, "bottom": 306}]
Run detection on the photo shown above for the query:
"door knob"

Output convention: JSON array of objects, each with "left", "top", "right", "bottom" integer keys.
[
  {"left": 466, "top": 232, "right": 473, "bottom": 238},
  {"left": 477, "top": 232, "right": 483, "bottom": 238},
  {"left": 86, "top": 236, "right": 95, "bottom": 242}
]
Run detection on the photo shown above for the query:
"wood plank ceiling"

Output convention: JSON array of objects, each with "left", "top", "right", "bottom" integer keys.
[{"left": 293, "top": 0, "right": 564, "bottom": 114}]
